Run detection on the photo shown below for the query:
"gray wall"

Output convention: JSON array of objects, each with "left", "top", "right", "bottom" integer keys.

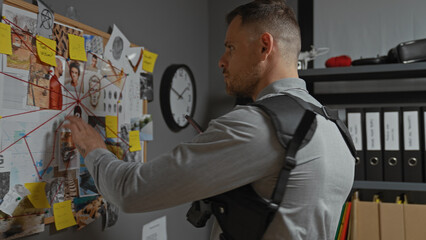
[
  {"left": 314, "top": 0, "right": 426, "bottom": 68},
  {"left": 207, "top": 0, "right": 298, "bottom": 120},
  {"left": 23, "top": 0, "right": 211, "bottom": 239}
]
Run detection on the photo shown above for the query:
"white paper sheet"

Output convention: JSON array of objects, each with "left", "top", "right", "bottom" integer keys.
[{"left": 142, "top": 216, "right": 167, "bottom": 240}]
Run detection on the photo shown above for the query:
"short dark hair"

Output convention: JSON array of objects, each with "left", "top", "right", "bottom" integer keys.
[
  {"left": 92, "top": 55, "right": 98, "bottom": 60},
  {"left": 69, "top": 61, "right": 80, "bottom": 75},
  {"left": 226, "top": 0, "right": 301, "bottom": 62}
]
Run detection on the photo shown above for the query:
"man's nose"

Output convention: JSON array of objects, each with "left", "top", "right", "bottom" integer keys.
[{"left": 218, "top": 54, "right": 226, "bottom": 69}]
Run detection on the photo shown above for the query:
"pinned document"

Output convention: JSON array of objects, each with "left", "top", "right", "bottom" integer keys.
[
  {"left": 106, "top": 115, "right": 118, "bottom": 138},
  {"left": 142, "top": 216, "right": 167, "bottom": 240},
  {"left": 53, "top": 200, "right": 77, "bottom": 230},
  {"left": 0, "top": 22, "right": 12, "bottom": 55},
  {"left": 142, "top": 50, "right": 158, "bottom": 73},
  {"left": 68, "top": 34, "right": 87, "bottom": 61},
  {"left": 0, "top": 184, "right": 30, "bottom": 216},
  {"left": 129, "top": 130, "right": 142, "bottom": 152},
  {"left": 25, "top": 182, "right": 51, "bottom": 209},
  {"left": 36, "top": 35, "right": 57, "bottom": 66}
]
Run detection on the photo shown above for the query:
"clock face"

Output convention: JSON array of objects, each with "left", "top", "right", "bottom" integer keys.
[
  {"left": 170, "top": 67, "right": 194, "bottom": 127},
  {"left": 160, "top": 64, "right": 196, "bottom": 131}
]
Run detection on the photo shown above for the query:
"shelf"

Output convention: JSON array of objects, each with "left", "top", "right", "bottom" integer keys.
[
  {"left": 299, "top": 62, "right": 426, "bottom": 82},
  {"left": 353, "top": 181, "right": 426, "bottom": 192}
]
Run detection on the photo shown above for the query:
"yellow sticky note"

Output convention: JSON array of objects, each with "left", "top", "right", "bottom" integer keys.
[
  {"left": 129, "top": 131, "right": 142, "bottom": 152},
  {"left": 24, "top": 182, "right": 51, "bottom": 209},
  {"left": 68, "top": 34, "right": 87, "bottom": 62},
  {"left": 36, "top": 35, "right": 57, "bottom": 66},
  {"left": 53, "top": 200, "right": 76, "bottom": 230},
  {"left": 106, "top": 115, "right": 118, "bottom": 138},
  {"left": 0, "top": 22, "right": 13, "bottom": 55},
  {"left": 142, "top": 50, "right": 158, "bottom": 73}
]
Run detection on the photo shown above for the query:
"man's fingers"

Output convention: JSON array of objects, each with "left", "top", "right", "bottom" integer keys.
[{"left": 64, "top": 116, "right": 88, "bottom": 133}]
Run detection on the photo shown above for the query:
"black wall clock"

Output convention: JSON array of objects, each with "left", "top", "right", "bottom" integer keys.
[{"left": 160, "top": 64, "right": 196, "bottom": 132}]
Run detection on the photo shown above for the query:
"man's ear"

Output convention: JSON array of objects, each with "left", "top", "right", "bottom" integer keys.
[{"left": 260, "top": 32, "right": 273, "bottom": 60}]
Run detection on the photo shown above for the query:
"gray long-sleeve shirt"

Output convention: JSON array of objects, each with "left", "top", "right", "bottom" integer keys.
[{"left": 85, "top": 78, "right": 354, "bottom": 240}]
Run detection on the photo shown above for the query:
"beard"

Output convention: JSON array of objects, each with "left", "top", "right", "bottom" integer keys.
[{"left": 225, "top": 63, "right": 261, "bottom": 98}]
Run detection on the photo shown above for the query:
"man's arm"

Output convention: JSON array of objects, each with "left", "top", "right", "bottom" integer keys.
[{"left": 63, "top": 107, "right": 284, "bottom": 213}]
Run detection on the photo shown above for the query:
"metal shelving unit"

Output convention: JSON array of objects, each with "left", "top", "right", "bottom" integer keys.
[
  {"left": 300, "top": 63, "right": 426, "bottom": 194},
  {"left": 299, "top": 62, "right": 426, "bottom": 105}
]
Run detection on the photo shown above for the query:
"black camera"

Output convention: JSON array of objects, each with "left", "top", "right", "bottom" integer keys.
[{"left": 186, "top": 200, "right": 212, "bottom": 228}]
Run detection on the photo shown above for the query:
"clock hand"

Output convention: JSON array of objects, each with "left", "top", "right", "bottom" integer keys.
[
  {"left": 179, "top": 87, "right": 189, "bottom": 97},
  {"left": 171, "top": 87, "right": 183, "bottom": 99}
]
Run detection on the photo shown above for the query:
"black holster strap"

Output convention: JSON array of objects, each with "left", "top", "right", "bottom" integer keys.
[{"left": 271, "top": 110, "right": 316, "bottom": 205}]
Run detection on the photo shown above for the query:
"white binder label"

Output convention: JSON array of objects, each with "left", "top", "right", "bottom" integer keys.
[
  {"left": 403, "top": 111, "right": 419, "bottom": 150},
  {"left": 347, "top": 113, "right": 362, "bottom": 150},
  {"left": 366, "top": 112, "right": 381, "bottom": 150},
  {"left": 384, "top": 112, "right": 399, "bottom": 150}
]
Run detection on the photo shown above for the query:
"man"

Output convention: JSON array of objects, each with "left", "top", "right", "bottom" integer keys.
[
  {"left": 68, "top": 61, "right": 84, "bottom": 93},
  {"left": 64, "top": 1, "right": 354, "bottom": 239},
  {"left": 69, "top": 61, "right": 80, "bottom": 87},
  {"left": 89, "top": 54, "right": 98, "bottom": 71},
  {"left": 49, "top": 57, "right": 63, "bottom": 110},
  {"left": 88, "top": 75, "right": 101, "bottom": 108}
]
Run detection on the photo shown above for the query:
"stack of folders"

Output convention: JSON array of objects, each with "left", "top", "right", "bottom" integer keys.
[
  {"left": 346, "top": 107, "right": 425, "bottom": 182},
  {"left": 345, "top": 193, "right": 426, "bottom": 240}
]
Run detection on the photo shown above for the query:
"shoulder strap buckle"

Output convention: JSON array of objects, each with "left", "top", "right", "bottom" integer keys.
[
  {"left": 284, "top": 156, "right": 296, "bottom": 170},
  {"left": 322, "top": 106, "right": 331, "bottom": 119}
]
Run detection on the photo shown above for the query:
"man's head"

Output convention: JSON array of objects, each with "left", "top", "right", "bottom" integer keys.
[
  {"left": 88, "top": 75, "right": 101, "bottom": 107},
  {"left": 218, "top": 0, "right": 300, "bottom": 99},
  {"left": 91, "top": 55, "right": 98, "bottom": 68},
  {"left": 69, "top": 61, "right": 81, "bottom": 86}
]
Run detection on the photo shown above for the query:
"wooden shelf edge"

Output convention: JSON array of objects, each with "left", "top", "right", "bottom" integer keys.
[{"left": 353, "top": 180, "right": 426, "bottom": 192}]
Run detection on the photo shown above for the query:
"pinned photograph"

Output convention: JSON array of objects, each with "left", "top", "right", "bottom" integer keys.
[
  {"left": 64, "top": 60, "right": 84, "bottom": 93},
  {"left": 53, "top": 22, "right": 83, "bottom": 59},
  {"left": 82, "top": 72, "right": 103, "bottom": 112},
  {"left": 140, "top": 72, "right": 153, "bottom": 102},
  {"left": 104, "top": 25, "right": 130, "bottom": 69},
  {"left": 83, "top": 34, "right": 104, "bottom": 56},
  {"left": 131, "top": 114, "right": 153, "bottom": 141},
  {"left": 119, "top": 123, "right": 141, "bottom": 162},
  {"left": 59, "top": 130, "right": 78, "bottom": 171},
  {"left": 26, "top": 54, "right": 50, "bottom": 109},
  {"left": 48, "top": 56, "right": 65, "bottom": 110},
  {"left": 74, "top": 196, "right": 105, "bottom": 230},
  {"left": 2, "top": 4, "right": 37, "bottom": 75},
  {"left": 87, "top": 53, "right": 100, "bottom": 72}
]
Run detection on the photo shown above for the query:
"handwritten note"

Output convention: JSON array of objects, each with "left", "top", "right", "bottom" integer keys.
[
  {"left": 25, "top": 182, "right": 51, "bottom": 209},
  {"left": 129, "top": 131, "right": 142, "bottom": 152},
  {"left": 0, "top": 184, "right": 30, "bottom": 216},
  {"left": 0, "top": 22, "right": 12, "bottom": 55},
  {"left": 142, "top": 50, "right": 158, "bottom": 73},
  {"left": 106, "top": 115, "right": 118, "bottom": 138},
  {"left": 68, "top": 34, "right": 87, "bottom": 62},
  {"left": 53, "top": 200, "right": 77, "bottom": 230},
  {"left": 36, "top": 35, "right": 57, "bottom": 66}
]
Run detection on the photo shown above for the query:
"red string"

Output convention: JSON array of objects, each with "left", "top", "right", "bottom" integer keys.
[
  {"left": 0, "top": 71, "right": 77, "bottom": 102},
  {"left": 0, "top": 212, "right": 45, "bottom": 220},
  {"left": 40, "top": 103, "right": 77, "bottom": 178},
  {"left": 0, "top": 103, "right": 75, "bottom": 154},
  {"left": 24, "top": 137, "right": 43, "bottom": 180},
  {"left": 1, "top": 102, "right": 75, "bottom": 119},
  {"left": 4, "top": 18, "right": 78, "bottom": 100},
  {"left": 80, "top": 73, "right": 127, "bottom": 101},
  {"left": 79, "top": 102, "right": 129, "bottom": 146}
]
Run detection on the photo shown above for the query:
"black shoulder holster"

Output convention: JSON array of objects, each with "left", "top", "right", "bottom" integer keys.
[{"left": 187, "top": 94, "right": 356, "bottom": 240}]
